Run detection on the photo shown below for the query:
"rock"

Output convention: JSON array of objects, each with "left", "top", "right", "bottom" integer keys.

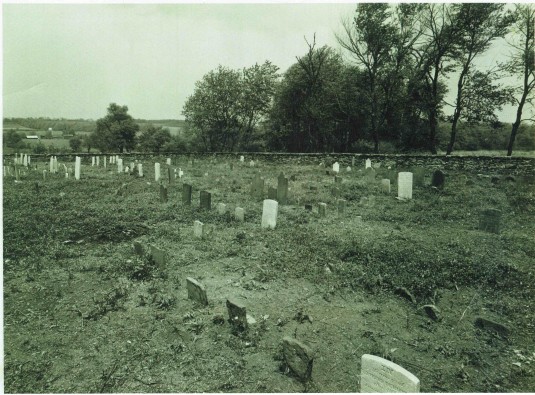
[
  {"left": 422, "top": 304, "right": 441, "bottom": 321},
  {"left": 282, "top": 337, "right": 314, "bottom": 382},
  {"left": 394, "top": 287, "right": 416, "bottom": 304},
  {"left": 474, "top": 317, "right": 510, "bottom": 338}
]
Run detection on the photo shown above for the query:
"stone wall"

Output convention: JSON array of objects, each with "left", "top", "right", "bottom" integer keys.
[{"left": 21, "top": 152, "right": 535, "bottom": 176}]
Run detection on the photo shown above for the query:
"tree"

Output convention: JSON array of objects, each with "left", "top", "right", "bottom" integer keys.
[
  {"left": 503, "top": 4, "right": 535, "bottom": 156},
  {"left": 93, "top": 103, "right": 139, "bottom": 153},
  {"left": 69, "top": 136, "right": 82, "bottom": 152},
  {"left": 183, "top": 62, "right": 278, "bottom": 151},
  {"left": 4, "top": 130, "right": 24, "bottom": 148},
  {"left": 32, "top": 142, "right": 47, "bottom": 154},
  {"left": 446, "top": 3, "right": 513, "bottom": 154},
  {"left": 137, "top": 125, "right": 172, "bottom": 153}
]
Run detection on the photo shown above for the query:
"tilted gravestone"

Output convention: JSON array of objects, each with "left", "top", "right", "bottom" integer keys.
[
  {"left": 282, "top": 336, "right": 314, "bottom": 382},
  {"left": 186, "top": 277, "right": 208, "bottom": 306},
  {"left": 261, "top": 199, "right": 278, "bottom": 229},
  {"left": 431, "top": 170, "right": 445, "bottom": 189},
  {"left": 479, "top": 208, "right": 501, "bottom": 234},
  {"left": 360, "top": 354, "right": 420, "bottom": 393},
  {"left": 268, "top": 187, "right": 277, "bottom": 200},
  {"left": 182, "top": 183, "right": 192, "bottom": 205},
  {"left": 226, "top": 299, "right": 248, "bottom": 333},
  {"left": 277, "top": 172, "right": 289, "bottom": 205},
  {"left": 200, "top": 191, "right": 211, "bottom": 210},
  {"left": 250, "top": 174, "right": 264, "bottom": 200}
]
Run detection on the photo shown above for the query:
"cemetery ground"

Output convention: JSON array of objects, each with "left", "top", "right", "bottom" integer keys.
[{"left": 3, "top": 156, "right": 535, "bottom": 393}]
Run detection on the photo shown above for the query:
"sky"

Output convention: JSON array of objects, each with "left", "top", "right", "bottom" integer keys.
[{"left": 2, "top": 2, "right": 528, "bottom": 122}]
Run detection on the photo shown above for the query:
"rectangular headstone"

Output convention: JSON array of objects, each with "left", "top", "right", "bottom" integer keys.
[
  {"left": 364, "top": 167, "right": 376, "bottom": 183},
  {"left": 226, "top": 299, "right": 248, "bottom": 332},
  {"left": 138, "top": 163, "right": 143, "bottom": 177},
  {"left": 186, "top": 277, "right": 208, "bottom": 306},
  {"left": 117, "top": 158, "right": 123, "bottom": 173},
  {"left": 365, "top": 159, "right": 372, "bottom": 169},
  {"left": 333, "top": 162, "right": 340, "bottom": 173},
  {"left": 268, "top": 186, "right": 277, "bottom": 200},
  {"left": 277, "top": 172, "right": 289, "bottom": 205},
  {"left": 150, "top": 245, "right": 167, "bottom": 267},
  {"left": 240, "top": 155, "right": 244, "bottom": 162},
  {"left": 360, "top": 354, "right": 420, "bottom": 392},
  {"left": 479, "top": 208, "right": 501, "bottom": 234},
  {"left": 166, "top": 158, "right": 171, "bottom": 166},
  {"left": 397, "top": 172, "right": 413, "bottom": 200},
  {"left": 318, "top": 202, "right": 327, "bottom": 217},
  {"left": 235, "top": 207, "right": 245, "bottom": 221},
  {"left": 413, "top": 167, "right": 426, "bottom": 187},
  {"left": 96, "top": 156, "right": 100, "bottom": 166},
  {"left": 155, "top": 163, "right": 161, "bottom": 182},
  {"left": 261, "top": 199, "right": 278, "bottom": 229},
  {"left": 91, "top": 156, "right": 95, "bottom": 166},
  {"left": 337, "top": 199, "right": 346, "bottom": 215},
  {"left": 194, "top": 220, "right": 204, "bottom": 238},
  {"left": 200, "top": 191, "right": 211, "bottom": 210},
  {"left": 160, "top": 184, "right": 168, "bottom": 203},
  {"left": 431, "top": 170, "right": 445, "bottom": 189},
  {"left": 74, "top": 156, "right": 81, "bottom": 180},
  {"left": 381, "top": 179, "right": 391, "bottom": 194},
  {"left": 104, "top": 156, "right": 107, "bottom": 168},
  {"left": 217, "top": 203, "right": 227, "bottom": 215},
  {"left": 251, "top": 174, "right": 264, "bottom": 200},
  {"left": 182, "top": 183, "right": 192, "bottom": 205},
  {"left": 282, "top": 337, "right": 314, "bottom": 382}
]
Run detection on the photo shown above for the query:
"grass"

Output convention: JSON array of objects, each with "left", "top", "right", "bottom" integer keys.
[{"left": 3, "top": 156, "right": 535, "bottom": 392}]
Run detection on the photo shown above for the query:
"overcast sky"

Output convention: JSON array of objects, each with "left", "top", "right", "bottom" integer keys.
[{"left": 2, "top": 2, "right": 526, "bottom": 122}]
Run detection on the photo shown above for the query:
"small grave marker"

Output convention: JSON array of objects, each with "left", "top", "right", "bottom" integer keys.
[
  {"left": 249, "top": 160, "right": 255, "bottom": 167},
  {"left": 479, "top": 208, "right": 501, "bottom": 234},
  {"left": 138, "top": 163, "right": 143, "bottom": 177},
  {"left": 318, "top": 202, "right": 327, "bottom": 217},
  {"left": 397, "top": 172, "right": 413, "bottom": 200},
  {"left": 261, "top": 199, "right": 278, "bottom": 229},
  {"left": 194, "top": 220, "right": 204, "bottom": 238},
  {"left": 337, "top": 199, "right": 346, "bottom": 215},
  {"left": 251, "top": 174, "right": 264, "bottom": 200},
  {"left": 235, "top": 207, "right": 245, "bottom": 221},
  {"left": 217, "top": 203, "right": 227, "bottom": 215},
  {"left": 96, "top": 156, "right": 100, "bottom": 166},
  {"left": 74, "top": 156, "right": 81, "bottom": 180},
  {"left": 332, "top": 162, "right": 340, "bottom": 173},
  {"left": 91, "top": 156, "right": 95, "bottom": 166},
  {"left": 200, "top": 191, "right": 212, "bottom": 210},
  {"left": 277, "top": 172, "right": 289, "bottom": 205},
  {"left": 360, "top": 354, "right": 420, "bottom": 392},
  {"left": 365, "top": 159, "right": 372, "bottom": 169},
  {"left": 166, "top": 158, "right": 171, "bottom": 166},
  {"left": 104, "top": 156, "right": 107, "bottom": 168},
  {"left": 240, "top": 155, "right": 244, "bottom": 162},
  {"left": 381, "top": 179, "right": 391, "bottom": 194},
  {"left": 226, "top": 299, "right": 248, "bottom": 333},
  {"left": 186, "top": 277, "right": 208, "bottom": 306},
  {"left": 160, "top": 184, "right": 168, "bottom": 203},
  {"left": 346, "top": 166, "right": 351, "bottom": 172},
  {"left": 150, "top": 245, "right": 167, "bottom": 267},
  {"left": 117, "top": 158, "right": 123, "bottom": 173},
  {"left": 155, "top": 163, "right": 161, "bottom": 182},
  {"left": 431, "top": 169, "right": 445, "bottom": 189},
  {"left": 133, "top": 241, "right": 144, "bottom": 256},
  {"left": 282, "top": 337, "right": 314, "bottom": 382},
  {"left": 182, "top": 184, "right": 192, "bottom": 205}
]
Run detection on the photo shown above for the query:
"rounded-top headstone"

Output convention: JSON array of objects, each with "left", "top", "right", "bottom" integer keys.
[{"left": 360, "top": 354, "right": 420, "bottom": 393}]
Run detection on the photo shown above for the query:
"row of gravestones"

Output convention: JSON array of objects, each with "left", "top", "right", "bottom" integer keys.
[{"left": 134, "top": 239, "right": 422, "bottom": 392}]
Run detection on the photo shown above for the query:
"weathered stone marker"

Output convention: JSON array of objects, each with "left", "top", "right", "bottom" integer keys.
[
  {"left": 186, "top": 277, "right": 208, "bottom": 306},
  {"left": 138, "top": 163, "right": 143, "bottom": 177},
  {"left": 217, "top": 203, "right": 227, "bottom": 215},
  {"left": 155, "top": 163, "right": 160, "bottom": 182},
  {"left": 381, "top": 179, "right": 391, "bottom": 194},
  {"left": 333, "top": 162, "right": 340, "bottom": 173},
  {"left": 74, "top": 156, "right": 81, "bottom": 180},
  {"left": 160, "top": 184, "right": 168, "bottom": 203},
  {"left": 200, "top": 191, "right": 212, "bottom": 210},
  {"left": 268, "top": 186, "right": 277, "bottom": 200},
  {"left": 194, "top": 220, "right": 204, "bottom": 238},
  {"left": 365, "top": 159, "right": 372, "bottom": 169},
  {"left": 431, "top": 169, "right": 445, "bottom": 189},
  {"left": 397, "top": 172, "right": 413, "bottom": 200},
  {"left": 318, "top": 202, "right": 327, "bottom": 217},
  {"left": 277, "top": 172, "right": 289, "bottom": 204},
  {"left": 182, "top": 183, "right": 192, "bottom": 205},
  {"left": 261, "top": 199, "right": 278, "bottom": 229},
  {"left": 235, "top": 207, "right": 245, "bottom": 221},
  {"left": 282, "top": 337, "right": 314, "bottom": 382},
  {"left": 413, "top": 167, "right": 426, "bottom": 187},
  {"left": 337, "top": 199, "right": 346, "bottom": 215},
  {"left": 150, "top": 245, "right": 167, "bottom": 267},
  {"left": 251, "top": 174, "right": 264, "bottom": 200},
  {"left": 240, "top": 155, "right": 244, "bottom": 162},
  {"left": 364, "top": 167, "right": 376, "bottom": 183},
  {"left": 479, "top": 208, "right": 501, "bottom": 234},
  {"left": 166, "top": 158, "right": 171, "bottom": 166},
  {"left": 226, "top": 299, "right": 248, "bottom": 333},
  {"left": 103, "top": 156, "right": 107, "bottom": 168},
  {"left": 117, "top": 158, "right": 123, "bottom": 173},
  {"left": 360, "top": 354, "right": 420, "bottom": 392},
  {"left": 96, "top": 156, "right": 100, "bottom": 166}
]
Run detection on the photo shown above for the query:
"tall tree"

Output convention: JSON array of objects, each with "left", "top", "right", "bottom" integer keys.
[
  {"left": 93, "top": 104, "right": 139, "bottom": 153},
  {"left": 503, "top": 4, "right": 535, "bottom": 156},
  {"left": 137, "top": 125, "right": 172, "bottom": 153},
  {"left": 446, "top": 3, "right": 512, "bottom": 154}
]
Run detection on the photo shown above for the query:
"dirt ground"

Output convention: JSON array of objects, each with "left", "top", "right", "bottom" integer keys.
[{"left": 3, "top": 156, "right": 535, "bottom": 392}]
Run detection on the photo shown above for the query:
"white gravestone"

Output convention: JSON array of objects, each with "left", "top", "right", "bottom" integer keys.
[
  {"left": 166, "top": 158, "right": 171, "bottom": 165},
  {"left": 96, "top": 156, "right": 100, "bottom": 166},
  {"left": 50, "top": 157, "right": 54, "bottom": 173},
  {"left": 194, "top": 220, "right": 204, "bottom": 238},
  {"left": 28, "top": 155, "right": 31, "bottom": 165},
  {"left": 23, "top": 155, "right": 28, "bottom": 167},
  {"left": 155, "top": 163, "right": 161, "bottom": 182},
  {"left": 397, "top": 172, "right": 413, "bottom": 200},
  {"left": 217, "top": 203, "right": 227, "bottom": 215},
  {"left": 261, "top": 199, "right": 278, "bottom": 229},
  {"left": 179, "top": 168, "right": 184, "bottom": 178},
  {"left": 365, "top": 159, "right": 372, "bottom": 169},
  {"left": 235, "top": 207, "right": 245, "bottom": 221},
  {"left": 104, "top": 156, "right": 107, "bottom": 168},
  {"left": 117, "top": 158, "right": 123, "bottom": 173},
  {"left": 74, "top": 156, "right": 81, "bottom": 180},
  {"left": 91, "top": 156, "right": 95, "bottom": 166},
  {"left": 333, "top": 162, "right": 340, "bottom": 173},
  {"left": 381, "top": 179, "right": 391, "bottom": 194},
  {"left": 138, "top": 163, "right": 143, "bottom": 177},
  {"left": 360, "top": 354, "right": 420, "bottom": 393},
  {"left": 240, "top": 155, "right": 244, "bottom": 162},
  {"left": 54, "top": 157, "right": 58, "bottom": 173}
]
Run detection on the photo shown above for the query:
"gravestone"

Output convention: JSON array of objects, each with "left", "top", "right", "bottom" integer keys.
[
  {"left": 182, "top": 184, "right": 192, "bottom": 205},
  {"left": 43, "top": 170, "right": 47, "bottom": 180},
  {"left": 431, "top": 170, "right": 445, "bottom": 189},
  {"left": 364, "top": 167, "right": 376, "bottom": 183},
  {"left": 277, "top": 172, "right": 289, "bottom": 205},
  {"left": 261, "top": 199, "right": 278, "bottom": 229},
  {"left": 235, "top": 207, "right": 245, "bottom": 221},
  {"left": 166, "top": 158, "right": 171, "bottom": 165},
  {"left": 200, "top": 191, "right": 212, "bottom": 210},
  {"left": 365, "top": 159, "right": 372, "bottom": 169},
  {"left": 155, "top": 163, "right": 161, "bottom": 182},
  {"left": 479, "top": 208, "right": 501, "bottom": 234},
  {"left": 96, "top": 156, "right": 100, "bottom": 166},
  {"left": 251, "top": 174, "right": 264, "bottom": 200},
  {"left": 133, "top": 241, "right": 144, "bottom": 256},
  {"left": 104, "top": 156, "right": 107, "bottom": 168},
  {"left": 346, "top": 166, "right": 351, "bottom": 172},
  {"left": 226, "top": 299, "right": 248, "bottom": 333},
  {"left": 138, "top": 163, "right": 143, "bottom": 177},
  {"left": 268, "top": 187, "right": 277, "bottom": 200},
  {"left": 331, "top": 185, "right": 340, "bottom": 197},
  {"left": 240, "top": 155, "right": 244, "bottom": 162},
  {"left": 413, "top": 167, "right": 426, "bottom": 187},
  {"left": 337, "top": 199, "right": 346, "bottom": 215},
  {"left": 249, "top": 160, "right": 255, "bottom": 167},
  {"left": 318, "top": 202, "right": 327, "bottom": 217},
  {"left": 282, "top": 337, "right": 314, "bottom": 382},
  {"left": 54, "top": 157, "right": 58, "bottom": 173},
  {"left": 179, "top": 168, "right": 184, "bottom": 178},
  {"left": 91, "top": 156, "right": 95, "bottom": 166},
  {"left": 194, "top": 220, "right": 204, "bottom": 238},
  {"left": 50, "top": 157, "right": 54, "bottom": 173},
  {"left": 125, "top": 166, "right": 130, "bottom": 173},
  {"left": 150, "top": 245, "right": 167, "bottom": 267},
  {"left": 381, "top": 179, "right": 391, "bottom": 194},
  {"left": 23, "top": 155, "right": 28, "bottom": 167},
  {"left": 167, "top": 167, "right": 173, "bottom": 184},
  {"left": 74, "top": 156, "right": 81, "bottom": 180},
  {"left": 397, "top": 172, "right": 413, "bottom": 200},
  {"left": 160, "top": 184, "right": 168, "bottom": 203},
  {"left": 186, "top": 277, "right": 208, "bottom": 306},
  {"left": 217, "top": 203, "right": 227, "bottom": 215},
  {"left": 352, "top": 157, "right": 355, "bottom": 167},
  {"left": 333, "top": 162, "right": 340, "bottom": 173},
  {"left": 360, "top": 354, "right": 420, "bottom": 392},
  {"left": 117, "top": 158, "right": 123, "bottom": 173}
]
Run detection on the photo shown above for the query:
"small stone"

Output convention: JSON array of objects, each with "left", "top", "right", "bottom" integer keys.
[
  {"left": 474, "top": 317, "right": 510, "bottom": 338},
  {"left": 422, "top": 304, "right": 441, "bottom": 321},
  {"left": 282, "top": 337, "right": 314, "bottom": 382},
  {"left": 394, "top": 287, "right": 416, "bottom": 304}
]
